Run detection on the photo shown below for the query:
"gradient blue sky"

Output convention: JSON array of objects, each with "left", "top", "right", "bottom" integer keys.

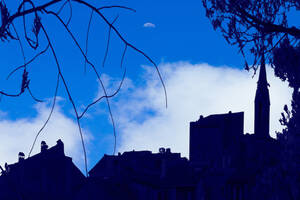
[{"left": 0, "top": 0, "right": 298, "bottom": 172}]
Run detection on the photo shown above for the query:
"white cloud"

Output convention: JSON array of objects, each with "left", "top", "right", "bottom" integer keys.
[
  {"left": 0, "top": 101, "right": 91, "bottom": 172},
  {"left": 143, "top": 22, "right": 156, "bottom": 28},
  {"left": 110, "top": 62, "right": 292, "bottom": 159}
]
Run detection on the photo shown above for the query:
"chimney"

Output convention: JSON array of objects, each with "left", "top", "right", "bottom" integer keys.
[
  {"left": 41, "top": 141, "right": 48, "bottom": 153},
  {"left": 166, "top": 148, "right": 171, "bottom": 154},
  {"left": 159, "top": 147, "right": 166, "bottom": 154},
  {"left": 18, "top": 152, "right": 25, "bottom": 162},
  {"left": 56, "top": 139, "right": 64, "bottom": 155}
]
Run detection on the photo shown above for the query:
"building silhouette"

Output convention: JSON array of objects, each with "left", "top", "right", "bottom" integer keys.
[
  {"left": 0, "top": 59, "right": 299, "bottom": 199},
  {"left": 254, "top": 53, "right": 270, "bottom": 139},
  {"left": 189, "top": 56, "right": 283, "bottom": 199},
  {"left": 0, "top": 140, "right": 85, "bottom": 200}
]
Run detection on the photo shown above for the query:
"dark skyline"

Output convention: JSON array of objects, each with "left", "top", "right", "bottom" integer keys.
[
  {"left": 0, "top": 0, "right": 295, "bottom": 172},
  {"left": 1, "top": 55, "right": 299, "bottom": 199}
]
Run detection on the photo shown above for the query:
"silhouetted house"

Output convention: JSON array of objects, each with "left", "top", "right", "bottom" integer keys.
[
  {"left": 0, "top": 140, "right": 85, "bottom": 200},
  {"left": 86, "top": 148, "right": 196, "bottom": 200},
  {"left": 188, "top": 55, "right": 291, "bottom": 200}
]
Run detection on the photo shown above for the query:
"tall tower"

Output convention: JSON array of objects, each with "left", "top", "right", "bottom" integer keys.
[{"left": 254, "top": 53, "right": 270, "bottom": 138}]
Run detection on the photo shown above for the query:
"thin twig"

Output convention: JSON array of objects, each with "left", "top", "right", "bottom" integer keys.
[
  {"left": 20, "top": 0, "right": 39, "bottom": 49},
  {"left": 78, "top": 68, "right": 127, "bottom": 155},
  {"left": 72, "top": 0, "right": 168, "bottom": 108},
  {"left": 28, "top": 73, "right": 59, "bottom": 157},
  {"left": 97, "top": 5, "right": 136, "bottom": 12},
  {"left": 78, "top": 67, "right": 127, "bottom": 119},
  {"left": 66, "top": 0, "right": 72, "bottom": 26},
  {"left": 0, "top": 90, "right": 22, "bottom": 97},
  {"left": 27, "top": 86, "right": 44, "bottom": 102},
  {"left": 7, "top": 44, "right": 50, "bottom": 80},
  {"left": 84, "top": 9, "right": 94, "bottom": 74},
  {"left": 40, "top": 22, "right": 88, "bottom": 176},
  {"left": 102, "top": 16, "right": 119, "bottom": 68},
  {"left": 57, "top": 0, "right": 68, "bottom": 14},
  {"left": 57, "top": 0, "right": 73, "bottom": 26},
  {"left": 0, "top": 23, "right": 27, "bottom": 98},
  {"left": 120, "top": 44, "right": 127, "bottom": 68},
  {"left": 44, "top": 9, "right": 118, "bottom": 155}
]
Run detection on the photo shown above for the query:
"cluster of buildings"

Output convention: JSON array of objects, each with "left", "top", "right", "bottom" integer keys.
[{"left": 0, "top": 57, "right": 300, "bottom": 199}]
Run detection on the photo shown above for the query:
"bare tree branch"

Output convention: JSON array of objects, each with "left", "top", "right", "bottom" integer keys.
[
  {"left": 6, "top": 44, "right": 50, "bottom": 80},
  {"left": 28, "top": 73, "right": 60, "bottom": 157},
  {"left": 0, "top": 0, "right": 168, "bottom": 176},
  {"left": 40, "top": 22, "right": 88, "bottom": 176},
  {"left": 84, "top": 9, "right": 93, "bottom": 74}
]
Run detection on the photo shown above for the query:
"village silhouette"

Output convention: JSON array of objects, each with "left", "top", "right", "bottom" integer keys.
[{"left": 0, "top": 55, "right": 299, "bottom": 200}]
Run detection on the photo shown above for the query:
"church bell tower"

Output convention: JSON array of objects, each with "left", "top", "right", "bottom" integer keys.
[{"left": 254, "top": 53, "right": 270, "bottom": 138}]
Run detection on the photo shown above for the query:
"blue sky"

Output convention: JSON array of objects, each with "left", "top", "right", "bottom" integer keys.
[{"left": 0, "top": 0, "right": 296, "bottom": 172}]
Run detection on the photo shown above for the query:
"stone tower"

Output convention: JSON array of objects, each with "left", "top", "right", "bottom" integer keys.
[{"left": 254, "top": 53, "right": 270, "bottom": 138}]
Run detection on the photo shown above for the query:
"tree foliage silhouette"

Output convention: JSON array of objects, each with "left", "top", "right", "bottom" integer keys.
[
  {"left": 0, "top": 0, "right": 167, "bottom": 176},
  {"left": 202, "top": 0, "right": 300, "bottom": 141}
]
